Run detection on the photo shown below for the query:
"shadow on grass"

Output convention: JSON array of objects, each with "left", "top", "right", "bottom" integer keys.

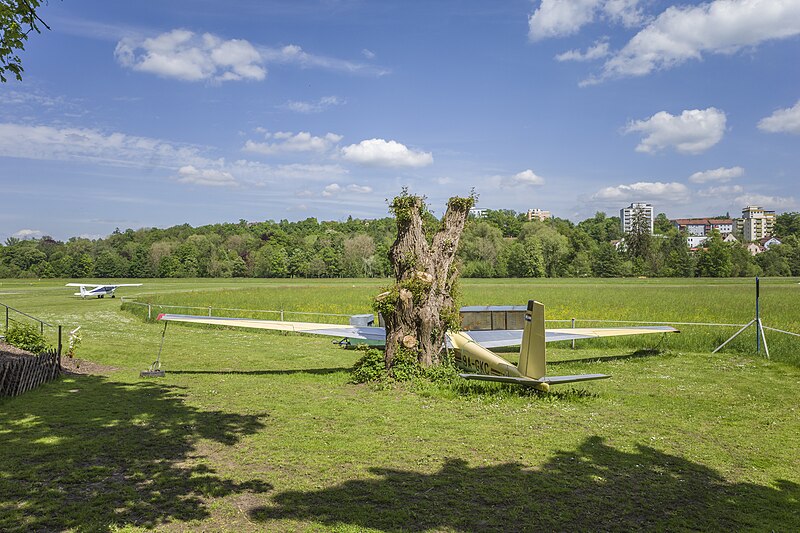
[
  {"left": 167, "top": 367, "right": 351, "bottom": 376},
  {"left": 0, "top": 375, "right": 271, "bottom": 531},
  {"left": 551, "top": 348, "right": 668, "bottom": 365},
  {"left": 251, "top": 435, "right": 798, "bottom": 531}
]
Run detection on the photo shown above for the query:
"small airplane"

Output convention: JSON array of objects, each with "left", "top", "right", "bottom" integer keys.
[
  {"left": 157, "top": 300, "right": 678, "bottom": 390},
  {"left": 66, "top": 283, "right": 143, "bottom": 299}
]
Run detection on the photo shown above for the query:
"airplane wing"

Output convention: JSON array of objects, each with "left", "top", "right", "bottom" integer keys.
[
  {"left": 66, "top": 283, "right": 97, "bottom": 288},
  {"left": 158, "top": 314, "right": 677, "bottom": 348},
  {"left": 463, "top": 325, "right": 679, "bottom": 348},
  {"left": 458, "top": 373, "right": 610, "bottom": 386},
  {"left": 111, "top": 284, "right": 143, "bottom": 287},
  {"left": 156, "top": 314, "right": 387, "bottom": 341}
]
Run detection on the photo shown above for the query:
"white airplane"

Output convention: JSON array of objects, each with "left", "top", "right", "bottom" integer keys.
[
  {"left": 66, "top": 283, "right": 142, "bottom": 299},
  {"left": 157, "top": 300, "right": 678, "bottom": 390}
]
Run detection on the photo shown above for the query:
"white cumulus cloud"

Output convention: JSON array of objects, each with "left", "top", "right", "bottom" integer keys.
[
  {"left": 625, "top": 108, "right": 726, "bottom": 154},
  {"left": 735, "top": 193, "right": 796, "bottom": 209},
  {"left": 322, "top": 183, "right": 343, "bottom": 197},
  {"left": 321, "top": 183, "right": 373, "bottom": 197},
  {"left": 176, "top": 165, "right": 237, "bottom": 187},
  {"left": 115, "top": 29, "right": 266, "bottom": 82},
  {"left": 282, "top": 96, "right": 344, "bottom": 114},
  {"left": 12, "top": 229, "right": 43, "bottom": 239},
  {"left": 592, "top": 181, "right": 691, "bottom": 202},
  {"left": 528, "top": 0, "right": 642, "bottom": 40},
  {"left": 341, "top": 139, "right": 433, "bottom": 167},
  {"left": 689, "top": 166, "right": 744, "bottom": 183},
  {"left": 511, "top": 169, "right": 546, "bottom": 186},
  {"left": 758, "top": 100, "right": 800, "bottom": 134},
  {"left": 115, "top": 30, "right": 387, "bottom": 82},
  {"left": 347, "top": 184, "right": 373, "bottom": 194},
  {"left": 697, "top": 184, "right": 744, "bottom": 197},
  {"left": 555, "top": 39, "right": 610, "bottom": 62},
  {"left": 0, "top": 122, "right": 208, "bottom": 169},
  {"left": 592, "top": 0, "right": 800, "bottom": 82},
  {"left": 243, "top": 131, "right": 342, "bottom": 155}
]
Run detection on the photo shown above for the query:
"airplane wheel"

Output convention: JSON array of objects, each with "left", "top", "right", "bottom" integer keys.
[{"left": 111, "top": 295, "right": 116, "bottom": 298}]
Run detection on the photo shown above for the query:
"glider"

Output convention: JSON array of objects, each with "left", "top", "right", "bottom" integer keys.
[
  {"left": 66, "top": 283, "right": 143, "bottom": 299},
  {"left": 157, "top": 300, "right": 678, "bottom": 391}
]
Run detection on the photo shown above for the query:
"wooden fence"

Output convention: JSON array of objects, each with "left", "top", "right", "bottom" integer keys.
[{"left": 0, "top": 349, "right": 61, "bottom": 397}]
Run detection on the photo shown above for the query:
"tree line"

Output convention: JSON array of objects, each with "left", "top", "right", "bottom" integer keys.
[{"left": 2, "top": 210, "right": 800, "bottom": 279}]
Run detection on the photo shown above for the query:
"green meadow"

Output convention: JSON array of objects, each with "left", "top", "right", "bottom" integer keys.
[{"left": 1, "top": 278, "right": 799, "bottom": 531}]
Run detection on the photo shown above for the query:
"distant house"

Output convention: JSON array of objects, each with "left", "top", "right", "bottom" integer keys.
[
  {"left": 687, "top": 236, "right": 708, "bottom": 248},
  {"left": 746, "top": 242, "right": 764, "bottom": 256},
  {"left": 526, "top": 208, "right": 551, "bottom": 222},
  {"left": 760, "top": 236, "right": 782, "bottom": 249},
  {"left": 469, "top": 208, "right": 487, "bottom": 219},
  {"left": 722, "top": 233, "right": 738, "bottom": 243}
]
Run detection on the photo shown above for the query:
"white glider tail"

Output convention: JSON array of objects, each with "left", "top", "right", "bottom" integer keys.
[{"left": 157, "top": 300, "right": 678, "bottom": 390}]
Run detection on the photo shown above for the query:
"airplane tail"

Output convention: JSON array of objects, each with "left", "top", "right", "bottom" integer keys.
[{"left": 517, "top": 300, "right": 546, "bottom": 379}]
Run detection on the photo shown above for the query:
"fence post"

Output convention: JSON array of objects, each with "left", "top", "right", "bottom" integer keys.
[
  {"left": 5, "top": 305, "right": 7, "bottom": 330},
  {"left": 58, "top": 325, "right": 62, "bottom": 358},
  {"left": 571, "top": 318, "right": 576, "bottom": 349},
  {"left": 208, "top": 306, "right": 212, "bottom": 317},
  {"left": 280, "top": 309, "right": 284, "bottom": 321},
  {"left": 148, "top": 304, "right": 152, "bottom": 320}
]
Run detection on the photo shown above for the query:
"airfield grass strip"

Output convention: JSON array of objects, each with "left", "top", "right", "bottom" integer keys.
[{"left": 0, "top": 278, "right": 798, "bottom": 531}]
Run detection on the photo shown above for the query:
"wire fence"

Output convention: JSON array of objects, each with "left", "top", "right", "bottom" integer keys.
[
  {"left": 120, "top": 298, "right": 353, "bottom": 322},
  {"left": 120, "top": 298, "right": 800, "bottom": 361},
  {"left": 120, "top": 298, "right": 767, "bottom": 331},
  {"left": 1, "top": 302, "right": 63, "bottom": 356}
]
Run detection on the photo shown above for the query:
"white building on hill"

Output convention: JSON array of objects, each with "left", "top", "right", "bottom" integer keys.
[{"left": 620, "top": 203, "right": 654, "bottom": 234}]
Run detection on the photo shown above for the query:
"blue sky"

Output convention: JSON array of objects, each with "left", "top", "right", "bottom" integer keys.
[{"left": 1, "top": 0, "right": 799, "bottom": 241}]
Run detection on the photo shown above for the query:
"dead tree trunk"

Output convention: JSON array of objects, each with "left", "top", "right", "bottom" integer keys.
[{"left": 375, "top": 191, "right": 474, "bottom": 370}]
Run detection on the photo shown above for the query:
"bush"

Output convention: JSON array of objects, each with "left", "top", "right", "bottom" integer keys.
[
  {"left": 4, "top": 323, "right": 51, "bottom": 353},
  {"left": 350, "top": 348, "right": 387, "bottom": 384},
  {"left": 351, "top": 346, "right": 455, "bottom": 385}
]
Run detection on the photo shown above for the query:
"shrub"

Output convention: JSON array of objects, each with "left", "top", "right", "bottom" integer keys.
[
  {"left": 4, "top": 323, "right": 51, "bottom": 353},
  {"left": 350, "top": 348, "right": 388, "bottom": 384}
]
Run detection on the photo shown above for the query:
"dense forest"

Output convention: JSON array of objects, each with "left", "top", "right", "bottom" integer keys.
[{"left": 3, "top": 210, "right": 800, "bottom": 279}]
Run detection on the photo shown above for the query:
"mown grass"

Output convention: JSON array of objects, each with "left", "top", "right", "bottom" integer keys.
[
  {"left": 1, "top": 278, "right": 799, "bottom": 531},
  {"left": 119, "top": 276, "right": 800, "bottom": 366}
]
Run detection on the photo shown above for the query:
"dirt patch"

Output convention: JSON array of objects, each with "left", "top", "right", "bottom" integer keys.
[
  {"left": 60, "top": 356, "right": 119, "bottom": 376},
  {"left": 0, "top": 340, "right": 118, "bottom": 376}
]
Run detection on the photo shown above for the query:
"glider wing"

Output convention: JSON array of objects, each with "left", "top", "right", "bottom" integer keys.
[{"left": 157, "top": 313, "right": 387, "bottom": 342}]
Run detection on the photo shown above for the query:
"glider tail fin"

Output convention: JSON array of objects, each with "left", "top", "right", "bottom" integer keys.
[{"left": 517, "top": 300, "right": 546, "bottom": 379}]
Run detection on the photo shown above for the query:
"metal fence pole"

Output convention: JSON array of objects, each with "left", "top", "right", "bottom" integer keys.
[
  {"left": 571, "top": 318, "right": 576, "bottom": 349},
  {"left": 208, "top": 306, "right": 212, "bottom": 317}
]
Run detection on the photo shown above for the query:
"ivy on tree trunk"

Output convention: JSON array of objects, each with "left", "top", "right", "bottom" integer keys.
[{"left": 374, "top": 190, "right": 475, "bottom": 370}]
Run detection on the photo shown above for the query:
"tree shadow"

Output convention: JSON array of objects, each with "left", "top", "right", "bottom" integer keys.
[
  {"left": 551, "top": 348, "right": 668, "bottom": 365},
  {"left": 0, "top": 375, "right": 271, "bottom": 531},
  {"left": 167, "top": 367, "right": 351, "bottom": 376},
  {"left": 251, "top": 436, "right": 798, "bottom": 531}
]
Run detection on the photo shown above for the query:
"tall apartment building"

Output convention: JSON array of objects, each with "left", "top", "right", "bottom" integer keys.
[
  {"left": 738, "top": 206, "right": 775, "bottom": 242},
  {"left": 526, "top": 208, "right": 552, "bottom": 222},
  {"left": 620, "top": 202, "right": 654, "bottom": 234}
]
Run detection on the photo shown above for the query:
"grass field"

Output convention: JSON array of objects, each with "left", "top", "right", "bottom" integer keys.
[{"left": 1, "top": 278, "right": 799, "bottom": 531}]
